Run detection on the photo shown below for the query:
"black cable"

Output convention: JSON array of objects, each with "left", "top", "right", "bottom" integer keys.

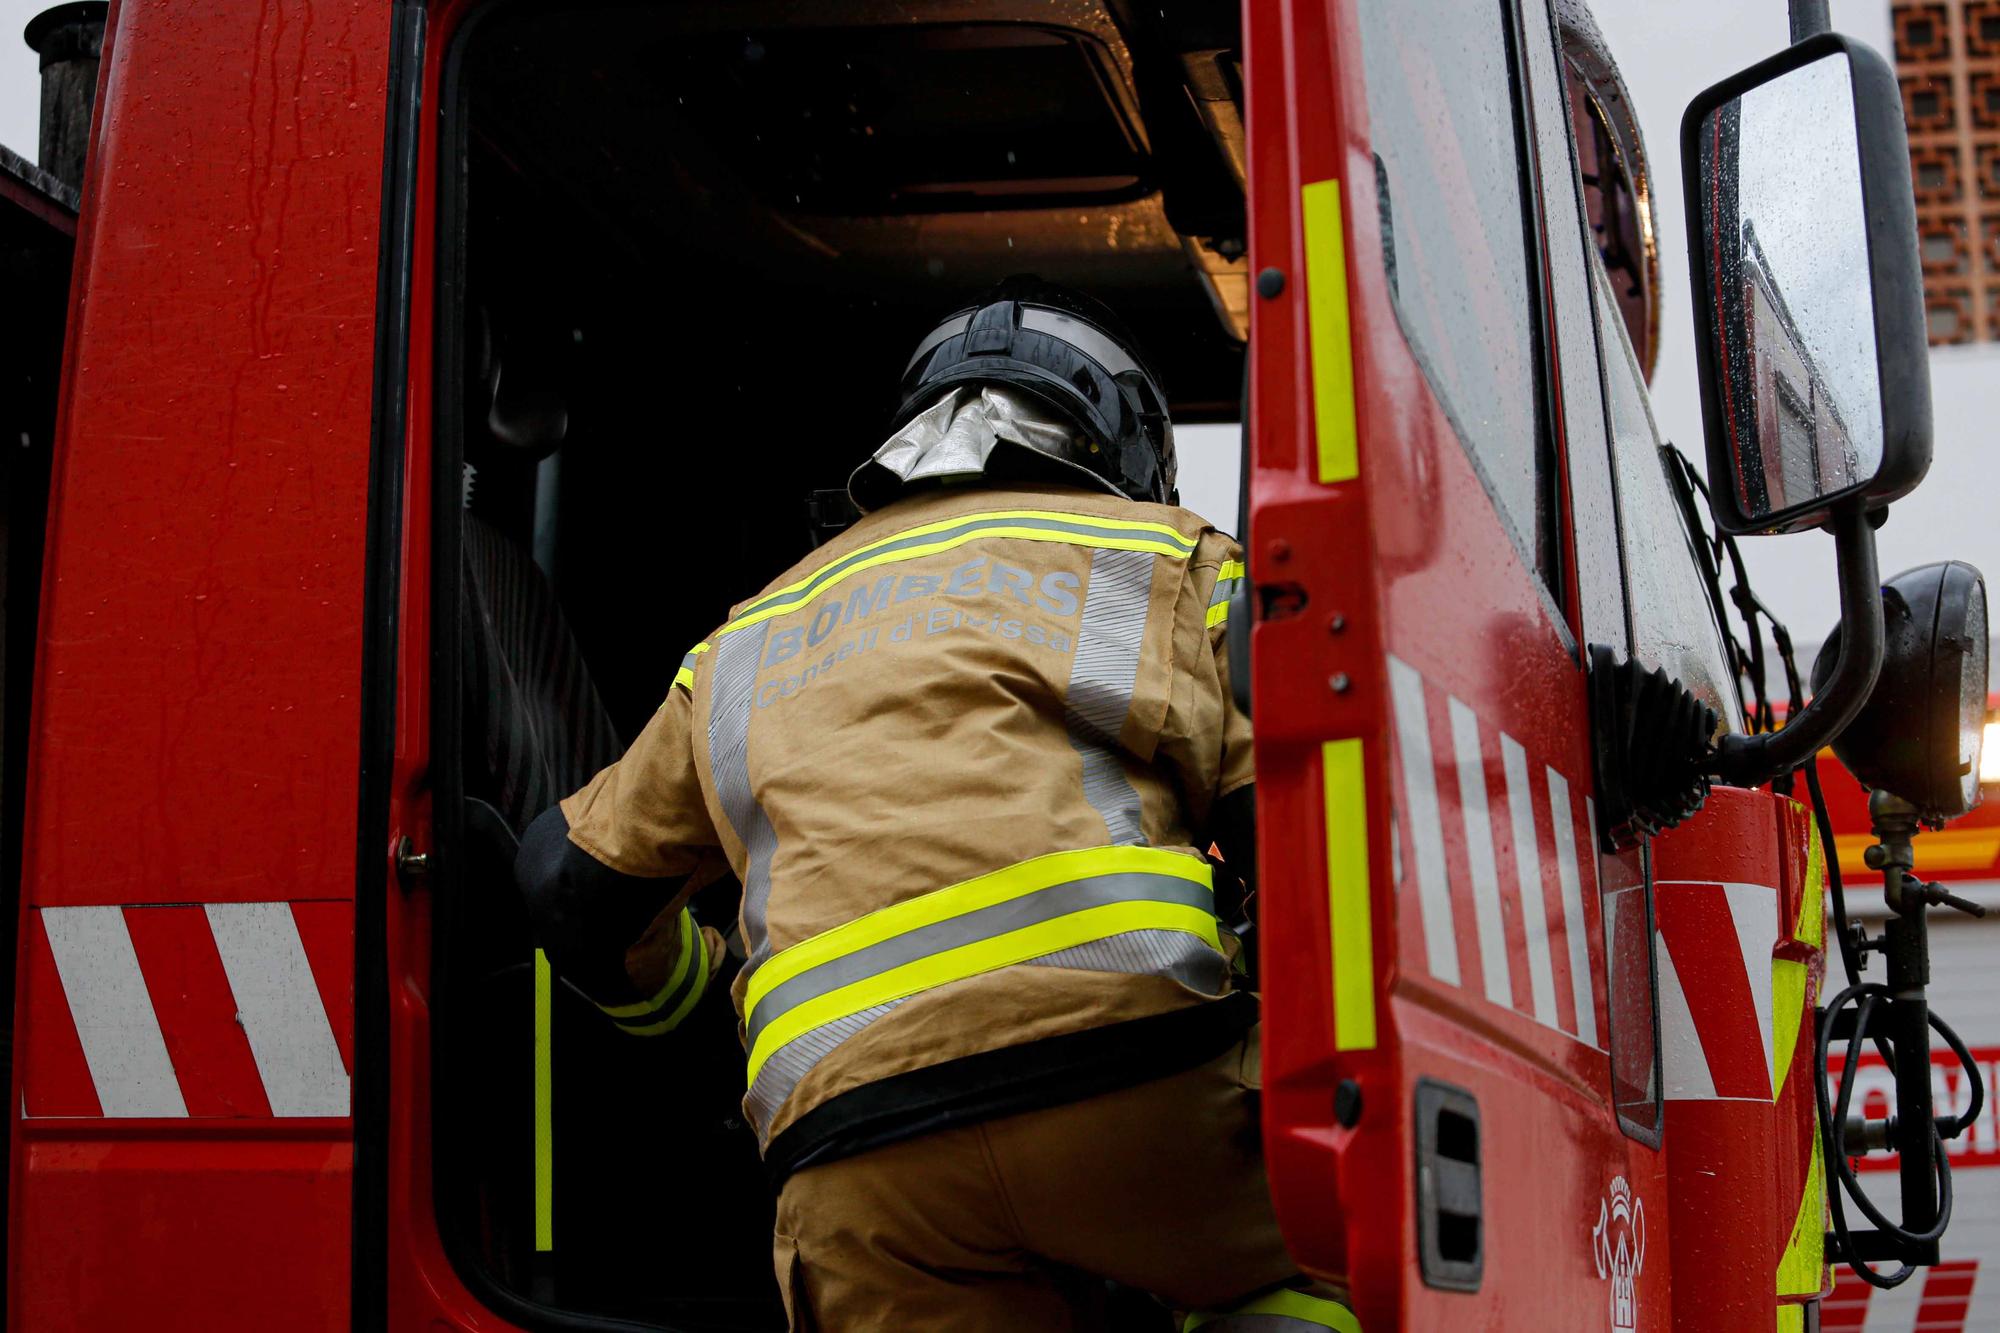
[
  {"left": 1932, "top": 1008, "right": 1985, "bottom": 1140},
  {"left": 1666, "top": 448, "right": 1758, "bottom": 730},
  {"left": 1804, "top": 759, "right": 1863, "bottom": 989},
  {"left": 1815, "top": 984, "right": 1986, "bottom": 1286},
  {"left": 1665, "top": 448, "right": 1988, "bottom": 1283}
]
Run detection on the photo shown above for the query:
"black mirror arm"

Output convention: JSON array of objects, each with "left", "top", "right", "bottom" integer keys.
[{"left": 1712, "top": 504, "right": 1882, "bottom": 786}]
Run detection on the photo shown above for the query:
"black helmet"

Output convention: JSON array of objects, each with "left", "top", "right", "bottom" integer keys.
[{"left": 890, "top": 277, "right": 1177, "bottom": 504}]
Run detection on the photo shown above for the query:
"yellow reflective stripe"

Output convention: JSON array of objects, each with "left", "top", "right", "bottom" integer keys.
[
  {"left": 1302, "top": 179, "right": 1359, "bottom": 485},
  {"left": 720, "top": 510, "right": 1197, "bottom": 635},
  {"left": 1185, "top": 1286, "right": 1363, "bottom": 1331},
  {"left": 671, "top": 642, "right": 711, "bottom": 695},
  {"left": 1219, "top": 558, "right": 1246, "bottom": 583},
  {"left": 1776, "top": 1307, "right": 1804, "bottom": 1333},
  {"left": 744, "top": 845, "right": 1210, "bottom": 1015},
  {"left": 1777, "top": 1124, "right": 1826, "bottom": 1296},
  {"left": 1772, "top": 957, "right": 1807, "bottom": 1098},
  {"left": 596, "top": 909, "right": 708, "bottom": 1036},
  {"left": 776, "top": 508, "right": 1197, "bottom": 595},
  {"left": 1206, "top": 601, "right": 1230, "bottom": 629},
  {"left": 617, "top": 919, "right": 712, "bottom": 1037},
  {"left": 1773, "top": 816, "right": 1827, "bottom": 1096},
  {"left": 533, "top": 947, "right": 553, "bottom": 1252},
  {"left": 1796, "top": 817, "right": 1826, "bottom": 948},
  {"left": 1324, "top": 739, "right": 1376, "bottom": 1051},
  {"left": 747, "top": 899, "right": 1220, "bottom": 1083}
]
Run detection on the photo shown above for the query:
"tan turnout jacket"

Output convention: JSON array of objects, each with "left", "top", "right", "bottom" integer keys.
[{"left": 561, "top": 483, "right": 1252, "bottom": 1151}]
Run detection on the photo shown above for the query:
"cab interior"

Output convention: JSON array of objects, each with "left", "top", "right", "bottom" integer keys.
[{"left": 431, "top": 2, "right": 1247, "bottom": 1327}]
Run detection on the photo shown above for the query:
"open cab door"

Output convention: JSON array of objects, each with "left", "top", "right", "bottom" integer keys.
[{"left": 1242, "top": 1, "right": 1674, "bottom": 1325}]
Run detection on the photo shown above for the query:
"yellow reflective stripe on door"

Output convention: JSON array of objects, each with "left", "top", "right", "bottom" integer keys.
[
  {"left": 533, "top": 947, "right": 553, "bottom": 1253},
  {"left": 1302, "top": 179, "right": 1359, "bottom": 485},
  {"left": 1324, "top": 738, "right": 1376, "bottom": 1051},
  {"left": 1776, "top": 1126, "right": 1826, "bottom": 1296}
]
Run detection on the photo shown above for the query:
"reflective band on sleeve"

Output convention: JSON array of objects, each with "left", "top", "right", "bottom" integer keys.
[
  {"left": 722, "top": 510, "right": 1196, "bottom": 634},
  {"left": 739, "top": 846, "right": 1223, "bottom": 1133},
  {"left": 671, "top": 641, "right": 710, "bottom": 694},
  {"left": 1067, "top": 547, "right": 1153, "bottom": 846},
  {"left": 1185, "top": 1287, "right": 1363, "bottom": 1332},
  {"left": 1208, "top": 561, "right": 1246, "bottom": 630},
  {"left": 708, "top": 621, "right": 781, "bottom": 981},
  {"left": 595, "top": 909, "right": 710, "bottom": 1036}
]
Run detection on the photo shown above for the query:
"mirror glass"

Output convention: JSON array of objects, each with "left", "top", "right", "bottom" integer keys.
[{"left": 1696, "top": 52, "right": 1882, "bottom": 523}]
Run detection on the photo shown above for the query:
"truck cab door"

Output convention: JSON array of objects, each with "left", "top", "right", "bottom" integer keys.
[{"left": 1243, "top": 0, "right": 1671, "bottom": 1325}]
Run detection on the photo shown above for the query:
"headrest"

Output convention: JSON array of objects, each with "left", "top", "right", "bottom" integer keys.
[{"left": 483, "top": 309, "right": 570, "bottom": 458}]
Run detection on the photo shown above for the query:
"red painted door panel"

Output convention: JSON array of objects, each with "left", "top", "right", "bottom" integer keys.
[
  {"left": 1246, "top": 1, "right": 1668, "bottom": 1327},
  {"left": 7, "top": 1, "right": 390, "bottom": 1326}
]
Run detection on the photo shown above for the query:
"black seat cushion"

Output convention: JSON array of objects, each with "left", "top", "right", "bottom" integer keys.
[{"left": 461, "top": 513, "right": 622, "bottom": 835}]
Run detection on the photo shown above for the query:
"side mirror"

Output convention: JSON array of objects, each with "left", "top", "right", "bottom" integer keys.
[
  {"left": 1815, "top": 562, "right": 1989, "bottom": 823},
  {"left": 1681, "top": 34, "right": 1931, "bottom": 536}
]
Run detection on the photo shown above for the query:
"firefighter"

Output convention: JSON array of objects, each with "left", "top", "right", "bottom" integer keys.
[{"left": 515, "top": 277, "right": 1357, "bottom": 1332}]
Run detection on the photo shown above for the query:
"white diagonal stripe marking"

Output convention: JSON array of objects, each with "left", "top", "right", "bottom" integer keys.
[
  {"left": 1500, "top": 735, "right": 1558, "bottom": 1027},
  {"left": 1653, "top": 932, "right": 1716, "bottom": 1100},
  {"left": 1388, "top": 655, "right": 1458, "bottom": 984},
  {"left": 1722, "top": 882, "right": 1777, "bottom": 1095},
  {"left": 41, "top": 906, "right": 187, "bottom": 1117},
  {"left": 1448, "top": 697, "right": 1512, "bottom": 1006},
  {"left": 205, "top": 903, "right": 349, "bottom": 1117},
  {"left": 1546, "top": 767, "right": 1599, "bottom": 1047}
]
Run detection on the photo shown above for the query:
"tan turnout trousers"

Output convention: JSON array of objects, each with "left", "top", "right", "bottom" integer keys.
[{"left": 772, "top": 1027, "right": 1356, "bottom": 1333}]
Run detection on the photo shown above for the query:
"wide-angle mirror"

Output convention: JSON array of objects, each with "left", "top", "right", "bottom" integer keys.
[{"left": 1682, "top": 35, "right": 1931, "bottom": 535}]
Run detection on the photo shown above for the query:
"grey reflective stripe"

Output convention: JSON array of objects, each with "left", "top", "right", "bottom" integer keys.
[
  {"left": 744, "top": 870, "right": 1215, "bottom": 1049},
  {"left": 1067, "top": 547, "right": 1153, "bottom": 845},
  {"left": 1019, "top": 306, "right": 1143, "bottom": 378},
  {"left": 744, "top": 930, "right": 1225, "bottom": 1142},
  {"left": 707, "top": 621, "right": 781, "bottom": 978},
  {"left": 605, "top": 913, "right": 704, "bottom": 1030},
  {"left": 678, "top": 647, "right": 702, "bottom": 672},
  {"left": 744, "top": 999, "right": 905, "bottom": 1135},
  {"left": 1031, "top": 928, "right": 1228, "bottom": 995},
  {"left": 733, "top": 513, "right": 1194, "bottom": 625},
  {"left": 903, "top": 313, "right": 972, "bottom": 375},
  {"left": 1210, "top": 574, "right": 1242, "bottom": 607}
]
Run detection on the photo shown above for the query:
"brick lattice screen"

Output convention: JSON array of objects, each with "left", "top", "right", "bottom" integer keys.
[{"left": 1895, "top": 0, "right": 2000, "bottom": 343}]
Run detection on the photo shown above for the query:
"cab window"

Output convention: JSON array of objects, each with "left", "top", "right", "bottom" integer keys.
[
  {"left": 429, "top": 3, "right": 1248, "bottom": 1326},
  {"left": 1592, "top": 260, "right": 1744, "bottom": 734},
  {"left": 1355, "top": 0, "right": 1556, "bottom": 589}
]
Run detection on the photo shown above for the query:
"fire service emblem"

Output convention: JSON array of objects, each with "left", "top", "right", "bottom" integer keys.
[{"left": 1592, "top": 1176, "right": 1646, "bottom": 1332}]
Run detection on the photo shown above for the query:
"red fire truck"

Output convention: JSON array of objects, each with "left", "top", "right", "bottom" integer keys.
[{"left": 0, "top": 0, "right": 1988, "bottom": 1330}]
